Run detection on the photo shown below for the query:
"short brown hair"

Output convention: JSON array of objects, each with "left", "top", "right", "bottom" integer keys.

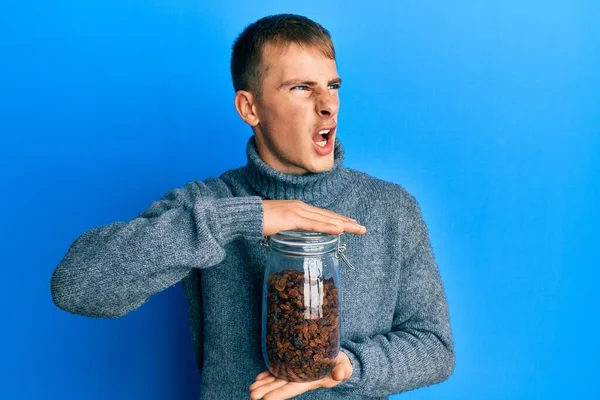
[{"left": 230, "top": 14, "right": 336, "bottom": 96}]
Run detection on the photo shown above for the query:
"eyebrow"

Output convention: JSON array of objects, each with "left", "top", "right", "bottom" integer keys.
[{"left": 278, "top": 77, "right": 342, "bottom": 89}]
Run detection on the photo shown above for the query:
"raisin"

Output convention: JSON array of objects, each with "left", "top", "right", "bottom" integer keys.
[{"left": 265, "top": 268, "right": 339, "bottom": 382}]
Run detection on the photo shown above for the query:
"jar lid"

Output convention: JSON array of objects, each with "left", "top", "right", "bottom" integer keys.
[
  {"left": 261, "top": 231, "right": 356, "bottom": 270},
  {"left": 269, "top": 230, "right": 339, "bottom": 247}
]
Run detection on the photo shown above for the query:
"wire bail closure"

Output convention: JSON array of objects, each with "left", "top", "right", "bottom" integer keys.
[
  {"left": 260, "top": 235, "right": 270, "bottom": 247},
  {"left": 260, "top": 233, "right": 355, "bottom": 270},
  {"left": 335, "top": 233, "right": 355, "bottom": 270}
]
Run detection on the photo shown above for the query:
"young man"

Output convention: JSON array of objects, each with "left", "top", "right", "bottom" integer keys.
[{"left": 51, "top": 14, "right": 455, "bottom": 400}]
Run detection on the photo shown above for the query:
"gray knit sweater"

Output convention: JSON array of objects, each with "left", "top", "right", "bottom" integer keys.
[{"left": 51, "top": 136, "right": 455, "bottom": 399}]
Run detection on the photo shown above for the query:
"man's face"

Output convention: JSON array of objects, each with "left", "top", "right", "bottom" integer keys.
[{"left": 251, "top": 42, "right": 340, "bottom": 175}]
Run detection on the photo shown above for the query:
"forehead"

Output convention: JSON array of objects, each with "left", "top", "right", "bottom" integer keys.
[{"left": 260, "top": 42, "right": 337, "bottom": 82}]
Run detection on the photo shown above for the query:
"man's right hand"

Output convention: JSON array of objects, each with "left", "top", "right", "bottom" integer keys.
[{"left": 262, "top": 200, "right": 367, "bottom": 237}]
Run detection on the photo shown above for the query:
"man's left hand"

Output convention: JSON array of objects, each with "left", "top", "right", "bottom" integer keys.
[{"left": 249, "top": 351, "right": 353, "bottom": 400}]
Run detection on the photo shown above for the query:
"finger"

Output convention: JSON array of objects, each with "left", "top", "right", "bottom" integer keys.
[
  {"left": 260, "top": 381, "right": 318, "bottom": 400},
  {"left": 293, "top": 209, "right": 366, "bottom": 233},
  {"left": 331, "top": 364, "right": 351, "bottom": 381},
  {"left": 255, "top": 371, "right": 271, "bottom": 380},
  {"left": 345, "top": 222, "right": 367, "bottom": 234},
  {"left": 293, "top": 216, "right": 346, "bottom": 235},
  {"left": 249, "top": 375, "right": 277, "bottom": 391},
  {"left": 249, "top": 379, "right": 288, "bottom": 400},
  {"left": 296, "top": 209, "right": 364, "bottom": 230},
  {"left": 319, "top": 365, "right": 352, "bottom": 388},
  {"left": 300, "top": 203, "right": 358, "bottom": 223},
  {"left": 296, "top": 216, "right": 367, "bottom": 235},
  {"left": 297, "top": 214, "right": 366, "bottom": 235}
]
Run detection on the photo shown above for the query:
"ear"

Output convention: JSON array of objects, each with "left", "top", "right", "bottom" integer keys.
[{"left": 234, "top": 90, "right": 260, "bottom": 126}]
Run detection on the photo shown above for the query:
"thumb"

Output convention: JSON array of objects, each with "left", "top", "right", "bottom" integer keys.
[{"left": 331, "top": 364, "right": 351, "bottom": 382}]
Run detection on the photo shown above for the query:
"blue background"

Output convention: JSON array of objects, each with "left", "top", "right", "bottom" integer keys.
[{"left": 1, "top": 1, "right": 598, "bottom": 399}]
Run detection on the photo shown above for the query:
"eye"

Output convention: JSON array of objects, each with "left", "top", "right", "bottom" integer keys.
[
  {"left": 328, "top": 83, "right": 341, "bottom": 90},
  {"left": 292, "top": 85, "right": 310, "bottom": 91}
]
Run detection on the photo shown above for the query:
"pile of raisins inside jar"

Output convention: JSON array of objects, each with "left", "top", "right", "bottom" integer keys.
[{"left": 265, "top": 269, "right": 339, "bottom": 382}]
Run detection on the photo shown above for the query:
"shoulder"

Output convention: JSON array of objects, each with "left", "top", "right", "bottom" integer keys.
[
  {"left": 344, "top": 168, "right": 428, "bottom": 238},
  {"left": 181, "top": 166, "right": 249, "bottom": 197},
  {"left": 161, "top": 168, "right": 243, "bottom": 202},
  {"left": 345, "top": 168, "right": 419, "bottom": 213}
]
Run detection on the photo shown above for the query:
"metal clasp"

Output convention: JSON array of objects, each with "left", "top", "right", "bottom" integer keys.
[
  {"left": 260, "top": 235, "right": 270, "bottom": 247},
  {"left": 261, "top": 233, "right": 355, "bottom": 270},
  {"left": 335, "top": 234, "right": 355, "bottom": 270}
]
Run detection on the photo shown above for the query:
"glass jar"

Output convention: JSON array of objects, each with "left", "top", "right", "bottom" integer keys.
[{"left": 260, "top": 230, "right": 355, "bottom": 382}]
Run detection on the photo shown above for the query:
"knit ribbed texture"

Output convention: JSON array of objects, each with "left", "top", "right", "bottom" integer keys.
[
  {"left": 244, "top": 136, "right": 352, "bottom": 208},
  {"left": 51, "top": 136, "right": 455, "bottom": 399}
]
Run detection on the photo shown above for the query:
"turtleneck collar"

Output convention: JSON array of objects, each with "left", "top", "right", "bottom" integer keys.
[{"left": 243, "top": 135, "right": 351, "bottom": 208}]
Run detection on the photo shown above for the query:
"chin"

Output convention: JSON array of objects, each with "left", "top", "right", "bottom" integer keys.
[{"left": 306, "top": 158, "right": 334, "bottom": 174}]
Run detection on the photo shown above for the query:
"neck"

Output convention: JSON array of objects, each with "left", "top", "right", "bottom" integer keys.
[{"left": 243, "top": 135, "right": 351, "bottom": 208}]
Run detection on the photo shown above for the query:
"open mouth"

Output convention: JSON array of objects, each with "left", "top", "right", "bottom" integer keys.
[{"left": 312, "top": 127, "right": 334, "bottom": 147}]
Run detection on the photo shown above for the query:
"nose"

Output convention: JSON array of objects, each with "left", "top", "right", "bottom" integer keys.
[{"left": 315, "top": 90, "right": 339, "bottom": 118}]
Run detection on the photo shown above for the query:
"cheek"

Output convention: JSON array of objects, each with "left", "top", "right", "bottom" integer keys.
[{"left": 269, "top": 103, "right": 309, "bottom": 130}]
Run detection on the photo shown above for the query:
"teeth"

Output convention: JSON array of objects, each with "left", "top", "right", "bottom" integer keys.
[
  {"left": 318, "top": 129, "right": 331, "bottom": 135},
  {"left": 315, "top": 140, "right": 327, "bottom": 147}
]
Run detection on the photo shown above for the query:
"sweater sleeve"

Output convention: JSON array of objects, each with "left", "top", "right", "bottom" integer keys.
[
  {"left": 333, "top": 198, "right": 455, "bottom": 397},
  {"left": 50, "top": 180, "right": 264, "bottom": 319}
]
